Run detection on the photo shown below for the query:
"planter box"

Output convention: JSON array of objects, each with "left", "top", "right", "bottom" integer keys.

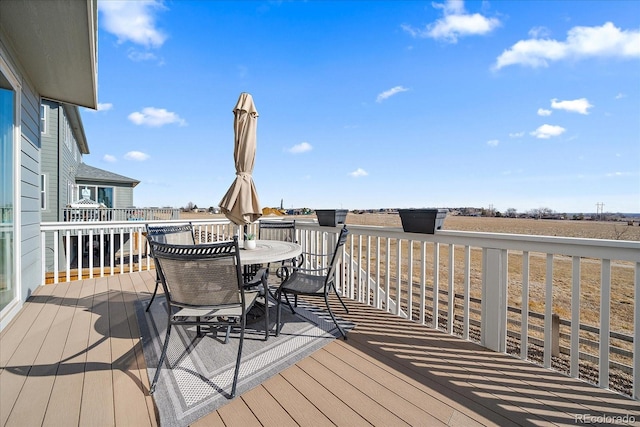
[
  {"left": 315, "top": 209, "right": 348, "bottom": 227},
  {"left": 398, "top": 209, "right": 448, "bottom": 234}
]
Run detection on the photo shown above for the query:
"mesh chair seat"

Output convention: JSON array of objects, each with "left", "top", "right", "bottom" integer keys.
[{"left": 278, "top": 272, "right": 325, "bottom": 295}]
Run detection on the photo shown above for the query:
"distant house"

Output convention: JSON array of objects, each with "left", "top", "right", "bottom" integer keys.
[
  {"left": 0, "top": 0, "right": 98, "bottom": 329},
  {"left": 40, "top": 100, "right": 140, "bottom": 223}
]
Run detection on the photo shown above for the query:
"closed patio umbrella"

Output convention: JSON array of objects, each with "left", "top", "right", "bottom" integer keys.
[{"left": 219, "top": 92, "right": 262, "bottom": 227}]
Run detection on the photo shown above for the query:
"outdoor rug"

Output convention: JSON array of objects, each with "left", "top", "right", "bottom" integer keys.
[{"left": 136, "top": 296, "right": 354, "bottom": 427}]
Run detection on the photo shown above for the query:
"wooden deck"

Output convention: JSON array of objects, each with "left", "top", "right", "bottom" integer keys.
[{"left": 1, "top": 270, "right": 639, "bottom": 426}]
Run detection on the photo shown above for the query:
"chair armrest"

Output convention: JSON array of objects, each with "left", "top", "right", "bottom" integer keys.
[{"left": 300, "top": 250, "right": 332, "bottom": 258}]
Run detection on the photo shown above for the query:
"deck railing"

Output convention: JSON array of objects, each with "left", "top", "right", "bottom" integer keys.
[
  {"left": 62, "top": 207, "right": 181, "bottom": 222},
  {"left": 39, "top": 218, "right": 640, "bottom": 399}
]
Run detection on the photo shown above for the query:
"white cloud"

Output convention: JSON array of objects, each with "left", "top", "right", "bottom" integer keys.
[
  {"left": 124, "top": 151, "right": 150, "bottom": 161},
  {"left": 494, "top": 22, "right": 640, "bottom": 70},
  {"left": 402, "top": 0, "right": 500, "bottom": 43},
  {"left": 509, "top": 131, "right": 525, "bottom": 138},
  {"left": 551, "top": 98, "right": 593, "bottom": 115},
  {"left": 615, "top": 93, "right": 626, "bottom": 99},
  {"left": 288, "top": 142, "right": 313, "bottom": 154},
  {"left": 528, "top": 26, "right": 550, "bottom": 38},
  {"left": 128, "top": 50, "right": 158, "bottom": 62},
  {"left": 376, "top": 86, "right": 408, "bottom": 103},
  {"left": 349, "top": 168, "right": 368, "bottom": 178},
  {"left": 128, "top": 107, "right": 186, "bottom": 127},
  {"left": 530, "top": 124, "right": 566, "bottom": 139},
  {"left": 103, "top": 154, "right": 117, "bottom": 162},
  {"left": 97, "top": 103, "right": 113, "bottom": 112},
  {"left": 98, "top": 0, "right": 167, "bottom": 48},
  {"left": 487, "top": 139, "right": 499, "bottom": 147},
  {"left": 537, "top": 108, "right": 552, "bottom": 116}
]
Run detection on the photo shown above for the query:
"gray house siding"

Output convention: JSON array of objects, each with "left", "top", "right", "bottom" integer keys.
[
  {"left": 40, "top": 100, "right": 58, "bottom": 222},
  {"left": 115, "top": 187, "right": 134, "bottom": 208},
  {"left": 19, "top": 67, "right": 43, "bottom": 302}
]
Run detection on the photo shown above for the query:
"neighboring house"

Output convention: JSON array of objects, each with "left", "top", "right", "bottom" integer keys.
[
  {"left": 40, "top": 100, "right": 140, "bottom": 222},
  {"left": 40, "top": 100, "right": 90, "bottom": 222},
  {"left": 0, "top": 0, "right": 98, "bottom": 330}
]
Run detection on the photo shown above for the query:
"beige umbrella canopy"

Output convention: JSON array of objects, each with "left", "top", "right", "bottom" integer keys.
[{"left": 219, "top": 92, "right": 262, "bottom": 226}]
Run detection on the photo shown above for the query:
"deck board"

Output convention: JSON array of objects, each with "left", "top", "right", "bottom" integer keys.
[{"left": 2, "top": 270, "right": 640, "bottom": 427}]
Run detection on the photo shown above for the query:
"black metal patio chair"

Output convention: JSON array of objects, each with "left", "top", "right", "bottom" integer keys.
[
  {"left": 147, "top": 237, "right": 263, "bottom": 398},
  {"left": 259, "top": 219, "right": 302, "bottom": 279},
  {"left": 145, "top": 223, "right": 195, "bottom": 312},
  {"left": 275, "top": 225, "right": 350, "bottom": 340}
]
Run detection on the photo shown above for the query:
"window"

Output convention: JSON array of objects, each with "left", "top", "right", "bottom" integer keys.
[
  {"left": 40, "top": 174, "right": 46, "bottom": 210},
  {"left": 0, "top": 61, "right": 17, "bottom": 314},
  {"left": 63, "top": 116, "right": 71, "bottom": 151},
  {"left": 40, "top": 104, "right": 47, "bottom": 134},
  {"left": 77, "top": 185, "right": 114, "bottom": 208}
]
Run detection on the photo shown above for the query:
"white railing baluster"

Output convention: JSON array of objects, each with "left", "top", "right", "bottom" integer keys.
[
  {"left": 521, "top": 251, "right": 529, "bottom": 360},
  {"left": 366, "top": 235, "right": 371, "bottom": 306},
  {"left": 544, "top": 254, "right": 554, "bottom": 368},
  {"left": 634, "top": 262, "right": 640, "bottom": 400},
  {"left": 395, "top": 238, "right": 401, "bottom": 317},
  {"left": 385, "top": 238, "right": 391, "bottom": 312},
  {"left": 88, "top": 229, "right": 94, "bottom": 278},
  {"left": 463, "top": 245, "right": 470, "bottom": 340},
  {"left": 53, "top": 230, "right": 59, "bottom": 284},
  {"left": 433, "top": 243, "right": 440, "bottom": 329},
  {"left": 420, "top": 241, "right": 426, "bottom": 326},
  {"left": 65, "top": 230, "right": 71, "bottom": 282},
  {"left": 570, "top": 256, "right": 581, "bottom": 377},
  {"left": 600, "top": 259, "right": 611, "bottom": 389},
  {"left": 77, "top": 230, "right": 82, "bottom": 280},
  {"left": 448, "top": 243, "right": 455, "bottom": 335},
  {"left": 109, "top": 229, "right": 115, "bottom": 275},
  {"left": 100, "top": 229, "right": 104, "bottom": 277},
  {"left": 407, "top": 240, "right": 413, "bottom": 321},
  {"left": 375, "top": 236, "right": 381, "bottom": 309}
]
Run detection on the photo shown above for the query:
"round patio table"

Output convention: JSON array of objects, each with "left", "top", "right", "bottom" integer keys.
[{"left": 238, "top": 240, "right": 301, "bottom": 265}]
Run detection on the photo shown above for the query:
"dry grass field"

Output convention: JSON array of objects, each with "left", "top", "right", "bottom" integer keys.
[{"left": 343, "top": 212, "right": 640, "bottom": 241}]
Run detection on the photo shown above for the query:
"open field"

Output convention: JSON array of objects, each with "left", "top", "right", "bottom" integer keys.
[
  {"left": 344, "top": 212, "right": 640, "bottom": 241},
  {"left": 185, "top": 211, "right": 640, "bottom": 241}
]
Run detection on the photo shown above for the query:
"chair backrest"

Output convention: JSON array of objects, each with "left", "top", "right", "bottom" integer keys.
[
  {"left": 149, "top": 239, "right": 244, "bottom": 308},
  {"left": 258, "top": 220, "right": 296, "bottom": 242},
  {"left": 145, "top": 223, "right": 195, "bottom": 245},
  {"left": 325, "top": 225, "right": 349, "bottom": 285}
]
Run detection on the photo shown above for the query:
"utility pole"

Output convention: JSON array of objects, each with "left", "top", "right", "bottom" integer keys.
[{"left": 596, "top": 202, "right": 604, "bottom": 221}]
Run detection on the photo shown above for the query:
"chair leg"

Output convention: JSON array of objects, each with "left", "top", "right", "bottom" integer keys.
[
  {"left": 145, "top": 280, "right": 159, "bottom": 312},
  {"left": 324, "top": 293, "right": 347, "bottom": 340},
  {"left": 331, "top": 282, "right": 350, "bottom": 314},
  {"left": 275, "top": 289, "right": 282, "bottom": 336},
  {"left": 149, "top": 320, "right": 172, "bottom": 394},
  {"left": 231, "top": 315, "right": 245, "bottom": 398},
  {"left": 261, "top": 273, "right": 269, "bottom": 341}
]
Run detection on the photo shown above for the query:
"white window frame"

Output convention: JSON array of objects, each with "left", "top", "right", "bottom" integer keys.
[
  {"left": 40, "top": 174, "right": 46, "bottom": 210},
  {"left": 0, "top": 52, "right": 22, "bottom": 329},
  {"left": 40, "top": 104, "right": 47, "bottom": 134}
]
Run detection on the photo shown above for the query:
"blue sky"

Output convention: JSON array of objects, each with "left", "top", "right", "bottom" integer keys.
[{"left": 80, "top": 0, "right": 640, "bottom": 214}]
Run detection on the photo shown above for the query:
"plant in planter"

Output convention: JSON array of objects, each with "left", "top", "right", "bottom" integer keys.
[
  {"left": 244, "top": 233, "right": 256, "bottom": 250},
  {"left": 398, "top": 208, "right": 448, "bottom": 234},
  {"left": 315, "top": 209, "right": 348, "bottom": 227}
]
